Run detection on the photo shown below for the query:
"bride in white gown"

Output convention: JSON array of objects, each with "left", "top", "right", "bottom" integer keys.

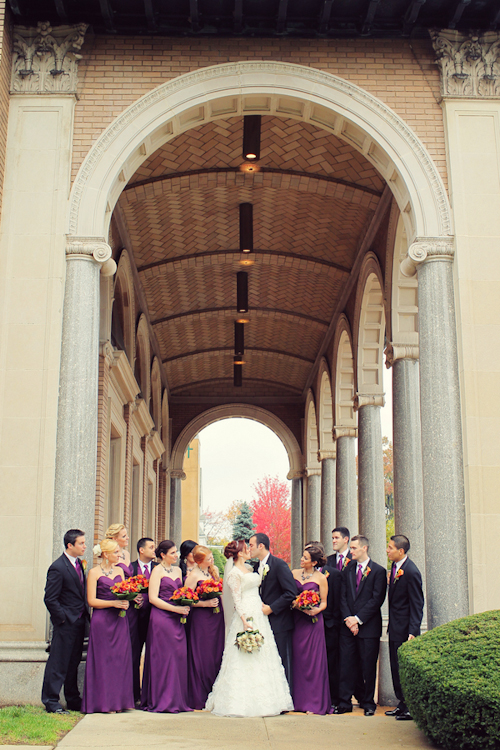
[{"left": 205, "top": 540, "right": 294, "bottom": 717}]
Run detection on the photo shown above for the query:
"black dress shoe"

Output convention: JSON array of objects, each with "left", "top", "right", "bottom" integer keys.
[
  {"left": 50, "top": 708, "right": 69, "bottom": 714},
  {"left": 364, "top": 709, "right": 375, "bottom": 716},
  {"left": 396, "top": 712, "right": 413, "bottom": 721},
  {"left": 66, "top": 703, "right": 81, "bottom": 712},
  {"left": 385, "top": 707, "right": 403, "bottom": 716},
  {"left": 333, "top": 706, "right": 353, "bottom": 714}
]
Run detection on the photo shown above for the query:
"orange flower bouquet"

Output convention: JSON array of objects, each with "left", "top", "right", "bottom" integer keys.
[
  {"left": 110, "top": 574, "right": 149, "bottom": 617},
  {"left": 170, "top": 586, "right": 199, "bottom": 624},
  {"left": 195, "top": 578, "right": 223, "bottom": 614},
  {"left": 294, "top": 589, "right": 321, "bottom": 623}
]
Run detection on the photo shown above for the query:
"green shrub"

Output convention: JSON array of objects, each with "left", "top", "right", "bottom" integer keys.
[
  {"left": 210, "top": 547, "right": 227, "bottom": 579},
  {"left": 399, "top": 610, "right": 500, "bottom": 750}
]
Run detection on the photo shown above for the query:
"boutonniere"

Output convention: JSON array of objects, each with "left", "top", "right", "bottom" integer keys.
[
  {"left": 81, "top": 559, "right": 87, "bottom": 572},
  {"left": 361, "top": 566, "right": 371, "bottom": 582},
  {"left": 261, "top": 564, "right": 270, "bottom": 579},
  {"left": 395, "top": 568, "right": 404, "bottom": 582},
  {"left": 343, "top": 557, "right": 351, "bottom": 570},
  {"left": 324, "top": 570, "right": 330, "bottom": 579}
]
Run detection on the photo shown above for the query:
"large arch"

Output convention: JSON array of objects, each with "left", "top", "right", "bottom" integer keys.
[
  {"left": 68, "top": 62, "right": 452, "bottom": 244},
  {"left": 170, "top": 404, "right": 303, "bottom": 475}
]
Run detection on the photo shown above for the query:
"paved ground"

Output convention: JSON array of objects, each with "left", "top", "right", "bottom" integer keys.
[{"left": 51, "top": 707, "right": 434, "bottom": 750}]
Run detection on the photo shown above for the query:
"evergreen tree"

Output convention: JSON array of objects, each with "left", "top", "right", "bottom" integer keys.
[{"left": 232, "top": 501, "right": 255, "bottom": 542}]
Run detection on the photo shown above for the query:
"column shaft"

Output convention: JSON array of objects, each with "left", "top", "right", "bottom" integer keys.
[
  {"left": 335, "top": 436, "right": 358, "bottom": 536},
  {"left": 320, "top": 458, "right": 336, "bottom": 550},
  {"left": 306, "top": 473, "right": 321, "bottom": 543},
  {"left": 291, "top": 477, "right": 303, "bottom": 569},
  {"left": 358, "top": 406, "right": 386, "bottom": 567},
  {"left": 170, "top": 475, "right": 182, "bottom": 544},
  {"left": 418, "top": 257, "right": 468, "bottom": 627}
]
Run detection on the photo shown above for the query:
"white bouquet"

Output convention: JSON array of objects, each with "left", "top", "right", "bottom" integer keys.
[{"left": 235, "top": 617, "right": 264, "bottom": 653}]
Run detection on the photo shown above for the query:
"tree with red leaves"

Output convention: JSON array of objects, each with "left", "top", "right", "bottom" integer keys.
[{"left": 251, "top": 475, "right": 291, "bottom": 565}]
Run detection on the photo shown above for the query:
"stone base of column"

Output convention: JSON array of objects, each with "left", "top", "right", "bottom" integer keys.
[{"left": 377, "top": 636, "right": 397, "bottom": 707}]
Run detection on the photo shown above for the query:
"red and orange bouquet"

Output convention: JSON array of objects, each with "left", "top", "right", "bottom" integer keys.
[
  {"left": 110, "top": 574, "right": 149, "bottom": 617},
  {"left": 195, "top": 578, "right": 223, "bottom": 614},
  {"left": 170, "top": 586, "right": 199, "bottom": 624},
  {"left": 294, "top": 589, "right": 321, "bottom": 623}
]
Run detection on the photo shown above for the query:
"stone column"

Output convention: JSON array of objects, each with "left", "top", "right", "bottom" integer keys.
[
  {"left": 334, "top": 428, "right": 358, "bottom": 536},
  {"left": 401, "top": 238, "right": 468, "bottom": 628},
  {"left": 318, "top": 451, "right": 336, "bottom": 550},
  {"left": 355, "top": 395, "right": 386, "bottom": 567},
  {"left": 305, "top": 469, "right": 321, "bottom": 544},
  {"left": 169, "top": 470, "right": 185, "bottom": 544},
  {"left": 53, "top": 239, "right": 113, "bottom": 561},
  {"left": 386, "top": 345, "right": 426, "bottom": 594},
  {"left": 289, "top": 472, "right": 303, "bottom": 568}
]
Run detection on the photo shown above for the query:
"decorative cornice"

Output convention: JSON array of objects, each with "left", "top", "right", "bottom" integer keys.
[
  {"left": 400, "top": 237, "right": 455, "bottom": 278},
  {"left": 333, "top": 427, "right": 358, "bottom": 440},
  {"left": 170, "top": 469, "right": 187, "bottom": 480},
  {"left": 318, "top": 450, "right": 336, "bottom": 461},
  {"left": 66, "top": 237, "right": 112, "bottom": 265},
  {"left": 431, "top": 29, "right": 500, "bottom": 98},
  {"left": 287, "top": 469, "right": 304, "bottom": 480},
  {"left": 354, "top": 394, "right": 385, "bottom": 410},
  {"left": 305, "top": 468, "right": 321, "bottom": 478},
  {"left": 385, "top": 343, "right": 420, "bottom": 367},
  {"left": 100, "top": 341, "right": 114, "bottom": 367},
  {"left": 11, "top": 21, "right": 87, "bottom": 95}
]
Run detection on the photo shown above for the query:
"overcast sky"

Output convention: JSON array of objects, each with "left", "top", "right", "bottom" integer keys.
[{"left": 198, "top": 368, "right": 393, "bottom": 515}]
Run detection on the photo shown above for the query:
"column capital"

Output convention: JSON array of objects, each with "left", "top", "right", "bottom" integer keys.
[
  {"left": 385, "top": 343, "right": 419, "bottom": 368},
  {"left": 305, "top": 467, "right": 321, "bottom": 478},
  {"left": 11, "top": 21, "right": 88, "bottom": 95},
  {"left": 400, "top": 237, "right": 455, "bottom": 278},
  {"left": 170, "top": 469, "right": 187, "bottom": 480},
  {"left": 430, "top": 29, "right": 500, "bottom": 98},
  {"left": 287, "top": 469, "right": 304, "bottom": 480},
  {"left": 66, "top": 236, "right": 112, "bottom": 263},
  {"left": 354, "top": 393, "right": 385, "bottom": 410},
  {"left": 317, "top": 449, "right": 336, "bottom": 461},
  {"left": 333, "top": 426, "right": 358, "bottom": 439}
]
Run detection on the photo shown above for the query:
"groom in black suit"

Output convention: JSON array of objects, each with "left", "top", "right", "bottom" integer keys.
[
  {"left": 326, "top": 526, "right": 353, "bottom": 572},
  {"left": 41, "top": 529, "right": 89, "bottom": 713},
  {"left": 385, "top": 535, "right": 424, "bottom": 721},
  {"left": 337, "top": 534, "right": 387, "bottom": 716},
  {"left": 248, "top": 533, "right": 296, "bottom": 687}
]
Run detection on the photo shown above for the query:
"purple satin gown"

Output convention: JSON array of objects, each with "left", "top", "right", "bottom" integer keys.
[
  {"left": 291, "top": 580, "right": 331, "bottom": 714},
  {"left": 82, "top": 575, "right": 134, "bottom": 713},
  {"left": 187, "top": 580, "right": 225, "bottom": 709},
  {"left": 141, "top": 577, "right": 193, "bottom": 713}
]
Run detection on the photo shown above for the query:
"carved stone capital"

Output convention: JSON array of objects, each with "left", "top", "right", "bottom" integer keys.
[
  {"left": 305, "top": 468, "right": 321, "bottom": 478},
  {"left": 100, "top": 341, "right": 114, "bottom": 366},
  {"left": 170, "top": 469, "right": 187, "bottom": 481},
  {"left": 431, "top": 29, "right": 500, "bottom": 98},
  {"left": 354, "top": 394, "right": 385, "bottom": 410},
  {"left": 317, "top": 450, "right": 336, "bottom": 461},
  {"left": 333, "top": 426, "right": 358, "bottom": 440},
  {"left": 400, "top": 237, "right": 455, "bottom": 277},
  {"left": 11, "top": 21, "right": 88, "bottom": 94},
  {"left": 385, "top": 343, "right": 419, "bottom": 368},
  {"left": 66, "top": 237, "right": 112, "bottom": 265},
  {"left": 287, "top": 469, "right": 304, "bottom": 480}
]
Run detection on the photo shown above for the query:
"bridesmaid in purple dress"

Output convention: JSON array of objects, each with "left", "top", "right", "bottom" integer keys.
[
  {"left": 185, "top": 545, "right": 224, "bottom": 709},
  {"left": 105, "top": 523, "right": 131, "bottom": 574},
  {"left": 291, "top": 544, "right": 331, "bottom": 714},
  {"left": 82, "top": 538, "right": 134, "bottom": 713},
  {"left": 141, "top": 540, "right": 193, "bottom": 713}
]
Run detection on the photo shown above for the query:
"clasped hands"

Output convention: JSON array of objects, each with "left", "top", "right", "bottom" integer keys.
[{"left": 344, "top": 615, "right": 359, "bottom": 635}]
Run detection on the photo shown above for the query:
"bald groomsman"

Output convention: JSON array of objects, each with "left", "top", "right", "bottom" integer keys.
[{"left": 385, "top": 535, "right": 424, "bottom": 721}]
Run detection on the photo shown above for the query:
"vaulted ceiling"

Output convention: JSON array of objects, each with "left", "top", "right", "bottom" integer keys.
[{"left": 116, "top": 115, "right": 386, "bottom": 399}]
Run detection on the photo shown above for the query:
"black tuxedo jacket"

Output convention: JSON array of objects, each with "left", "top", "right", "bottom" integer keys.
[
  {"left": 44, "top": 554, "right": 89, "bottom": 627},
  {"left": 257, "top": 554, "right": 296, "bottom": 634},
  {"left": 326, "top": 550, "right": 353, "bottom": 571},
  {"left": 129, "top": 559, "right": 158, "bottom": 618},
  {"left": 129, "top": 559, "right": 158, "bottom": 577},
  {"left": 340, "top": 558, "right": 386, "bottom": 639},
  {"left": 321, "top": 564, "right": 342, "bottom": 630},
  {"left": 387, "top": 557, "right": 424, "bottom": 641}
]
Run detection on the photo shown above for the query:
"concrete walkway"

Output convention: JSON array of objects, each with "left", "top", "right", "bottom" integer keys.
[{"left": 53, "top": 708, "right": 435, "bottom": 750}]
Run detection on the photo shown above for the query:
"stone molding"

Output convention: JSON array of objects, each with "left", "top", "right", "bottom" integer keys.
[
  {"left": 287, "top": 469, "right": 304, "bottom": 480},
  {"left": 400, "top": 237, "right": 455, "bottom": 278},
  {"left": 317, "top": 449, "right": 336, "bottom": 461},
  {"left": 333, "top": 426, "right": 358, "bottom": 439},
  {"left": 431, "top": 29, "right": 500, "bottom": 98},
  {"left": 100, "top": 341, "right": 114, "bottom": 367},
  {"left": 66, "top": 236, "right": 112, "bottom": 265},
  {"left": 149, "top": 429, "right": 165, "bottom": 460},
  {"left": 385, "top": 343, "right": 419, "bottom": 367},
  {"left": 354, "top": 394, "right": 385, "bottom": 410},
  {"left": 305, "top": 467, "right": 322, "bottom": 477},
  {"left": 11, "top": 21, "right": 87, "bottom": 94},
  {"left": 170, "top": 469, "right": 187, "bottom": 480}
]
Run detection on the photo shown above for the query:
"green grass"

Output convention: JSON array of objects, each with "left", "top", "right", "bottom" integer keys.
[{"left": 0, "top": 704, "right": 81, "bottom": 746}]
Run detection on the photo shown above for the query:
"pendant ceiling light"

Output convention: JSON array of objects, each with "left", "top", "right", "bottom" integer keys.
[
  {"left": 236, "top": 271, "right": 248, "bottom": 313},
  {"left": 242, "top": 115, "right": 261, "bottom": 161},
  {"left": 234, "top": 321, "right": 245, "bottom": 356},
  {"left": 234, "top": 362, "right": 243, "bottom": 387},
  {"left": 239, "top": 203, "right": 253, "bottom": 254}
]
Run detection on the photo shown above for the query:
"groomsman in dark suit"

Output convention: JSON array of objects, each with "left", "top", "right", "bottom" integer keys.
[
  {"left": 306, "top": 541, "right": 342, "bottom": 708},
  {"left": 248, "top": 533, "right": 297, "bottom": 687},
  {"left": 128, "top": 537, "right": 157, "bottom": 705},
  {"left": 326, "top": 527, "right": 353, "bottom": 572},
  {"left": 336, "top": 534, "right": 387, "bottom": 716},
  {"left": 385, "top": 535, "right": 424, "bottom": 721},
  {"left": 41, "top": 529, "right": 89, "bottom": 713}
]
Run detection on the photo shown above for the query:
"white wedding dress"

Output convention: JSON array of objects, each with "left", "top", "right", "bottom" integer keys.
[{"left": 205, "top": 566, "right": 294, "bottom": 717}]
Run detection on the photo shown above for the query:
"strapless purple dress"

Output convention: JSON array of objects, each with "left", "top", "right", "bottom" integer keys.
[
  {"left": 291, "top": 580, "right": 331, "bottom": 714},
  {"left": 187, "top": 580, "right": 225, "bottom": 709},
  {"left": 82, "top": 575, "right": 134, "bottom": 713},
  {"left": 141, "top": 577, "right": 193, "bottom": 713}
]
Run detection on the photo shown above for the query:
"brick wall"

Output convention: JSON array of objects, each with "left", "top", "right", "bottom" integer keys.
[
  {"left": 73, "top": 36, "right": 446, "bottom": 188},
  {"left": 0, "top": 4, "right": 12, "bottom": 221}
]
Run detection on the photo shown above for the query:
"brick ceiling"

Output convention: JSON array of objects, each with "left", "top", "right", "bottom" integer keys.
[{"left": 117, "top": 116, "right": 384, "bottom": 397}]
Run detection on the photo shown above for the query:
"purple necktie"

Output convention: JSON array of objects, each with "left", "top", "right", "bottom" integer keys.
[
  {"left": 76, "top": 559, "right": 84, "bottom": 588},
  {"left": 143, "top": 565, "right": 150, "bottom": 580},
  {"left": 390, "top": 563, "right": 396, "bottom": 584},
  {"left": 337, "top": 554, "right": 343, "bottom": 571},
  {"left": 356, "top": 563, "right": 363, "bottom": 591}
]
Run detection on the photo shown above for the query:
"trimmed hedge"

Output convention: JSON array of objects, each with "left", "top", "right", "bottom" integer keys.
[{"left": 399, "top": 610, "right": 500, "bottom": 750}]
